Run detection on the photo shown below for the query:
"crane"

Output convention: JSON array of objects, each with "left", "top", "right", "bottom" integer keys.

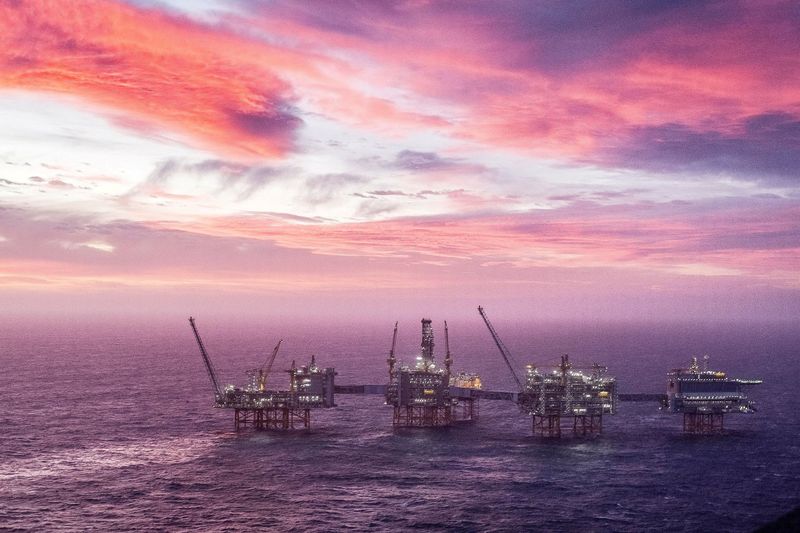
[
  {"left": 387, "top": 321, "right": 398, "bottom": 382},
  {"left": 477, "top": 306, "right": 524, "bottom": 392},
  {"left": 188, "top": 316, "right": 222, "bottom": 400},
  {"left": 257, "top": 339, "right": 283, "bottom": 391},
  {"left": 444, "top": 320, "right": 453, "bottom": 376}
]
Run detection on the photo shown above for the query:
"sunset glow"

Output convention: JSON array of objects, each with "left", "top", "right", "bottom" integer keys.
[{"left": 1, "top": 0, "right": 798, "bottom": 320}]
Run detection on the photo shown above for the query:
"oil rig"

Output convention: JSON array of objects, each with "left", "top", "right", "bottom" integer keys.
[
  {"left": 385, "top": 319, "right": 481, "bottom": 427},
  {"left": 189, "top": 317, "right": 336, "bottom": 430},
  {"left": 478, "top": 306, "right": 618, "bottom": 437},
  {"left": 665, "top": 355, "right": 762, "bottom": 433},
  {"left": 188, "top": 313, "right": 765, "bottom": 438}
]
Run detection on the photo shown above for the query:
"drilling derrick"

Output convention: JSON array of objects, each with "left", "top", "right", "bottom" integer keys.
[
  {"left": 385, "top": 318, "right": 480, "bottom": 427},
  {"left": 444, "top": 321, "right": 453, "bottom": 377},
  {"left": 478, "top": 306, "right": 617, "bottom": 437},
  {"left": 444, "top": 320, "right": 481, "bottom": 421},
  {"left": 666, "top": 356, "right": 762, "bottom": 434},
  {"left": 188, "top": 317, "right": 336, "bottom": 431},
  {"left": 419, "top": 318, "right": 435, "bottom": 371}
]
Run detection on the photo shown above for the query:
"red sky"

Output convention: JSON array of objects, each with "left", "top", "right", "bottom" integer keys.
[{"left": 0, "top": 0, "right": 798, "bottom": 321}]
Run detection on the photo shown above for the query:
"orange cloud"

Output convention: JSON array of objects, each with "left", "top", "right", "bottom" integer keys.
[
  {"left": 0, "top": 0, "right": 303, "bottom": 158},
  {"left": 4, "top": 0, "right": 798, "bottom": 167}
]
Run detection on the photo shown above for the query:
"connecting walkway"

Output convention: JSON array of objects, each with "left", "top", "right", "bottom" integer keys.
[{"left": 334, "top": 385, "right": 665, "bottom": 403}]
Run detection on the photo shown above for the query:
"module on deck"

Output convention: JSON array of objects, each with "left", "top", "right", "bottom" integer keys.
[
  {"left": 519, "top": 355, "right": 617, "bottom": 437},
  {"left": 666, "top": 356, "right": 761, "bottom": 433},
  {"left": 477, "top": 306, "right": 618, "bottom": 437}
]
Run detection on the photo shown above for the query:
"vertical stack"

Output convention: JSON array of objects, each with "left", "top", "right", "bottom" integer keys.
[{"left": 385, "top": 319, "right": 481, "bottom": 427}]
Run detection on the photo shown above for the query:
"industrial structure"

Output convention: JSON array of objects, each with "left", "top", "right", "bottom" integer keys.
[
  {"left": 385, "top": 319, "right": 481, "bottom": 427},
  {"left": 189, "top": 317, "right": 336, "bottom": 430},
  {"left": 665, "top": 356, "right": 762, "bottom": 433},
  {"left": 188, "top": 313, "right": 764, "bottom": 438},
  {"left": 478, "top": 306, "right": 618, "bottom": 437}
]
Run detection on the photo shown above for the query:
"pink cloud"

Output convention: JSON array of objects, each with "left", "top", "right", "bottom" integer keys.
[
  {"left": 6, "top": 0, "right": 795, "bottom": 171},
  {"left": 152, "top": 197, "right": 800, "bottom": 287},
  {"left": 0, "top": 0, "right": 302, "bottom": 158},
  {"left": 1, "top": 201, "right": 797, "bottom": 320},
  {"left": 235, "top": 1, "right": 800, "bottom": 167}
]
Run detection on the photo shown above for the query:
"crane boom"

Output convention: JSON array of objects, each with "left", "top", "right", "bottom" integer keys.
[
  {"left": 188, "top": 316, "right": 222, "bottom": 398},
  {"left": 259, "top": 339, "right": 282, "bottom": 391},
  {"left": 477, "top": 306, "right": 524, "bottom": 391},
  {"left": 387, "top": 321, "right": 398, "bottom": 381},
  {"left": 444, "top": 320, "right": 453, "bottom": 375}
]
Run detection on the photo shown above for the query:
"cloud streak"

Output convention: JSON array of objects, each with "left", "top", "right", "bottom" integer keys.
[
  {"left": 157, "top": 196, "right": 800, "bottom": 287},
  {"left": 124, "top": 159, "right": 281, "bottom": 202}
]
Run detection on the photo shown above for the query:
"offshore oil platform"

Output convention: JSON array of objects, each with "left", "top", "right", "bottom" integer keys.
[
  {"left": 189, "top": 312, "right": 763, "bottom": 437},
  {"left": 478, "top": 306, "right": 617, "bottom": 437},
  {"left": 665, "top": 355, "right": 762, "bottom": 433},
  {"left": 189, "top": 317, "right": 336, "bottom": 430},
  {"left": 385, "top": 319, "right": 482, "bottom": 427}
]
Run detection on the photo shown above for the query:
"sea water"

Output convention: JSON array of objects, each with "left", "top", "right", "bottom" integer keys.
[{"left": 1, "top": 317, "right": 797, "bottom": 531}]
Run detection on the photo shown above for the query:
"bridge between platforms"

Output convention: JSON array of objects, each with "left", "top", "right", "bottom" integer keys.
[{"left": 334, "top": 385, "right": 665, "bottom": 403}]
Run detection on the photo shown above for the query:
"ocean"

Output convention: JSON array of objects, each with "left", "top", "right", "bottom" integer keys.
[{"left": 1, "top": 317, "right": 798, "bottom": 531}]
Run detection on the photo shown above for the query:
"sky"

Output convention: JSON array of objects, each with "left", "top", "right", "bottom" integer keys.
[{"left": 0, "top": 0, "right": 798, "bottom": 322}]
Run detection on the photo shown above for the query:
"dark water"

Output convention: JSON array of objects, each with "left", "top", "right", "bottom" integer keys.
[{"left": 1, "top": 317, "right": 798, "bottom": 532}]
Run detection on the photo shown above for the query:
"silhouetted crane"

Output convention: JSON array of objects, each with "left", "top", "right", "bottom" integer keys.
[
  {"left": 477, "top": 306, "right": 524, "bottom": 392},
  {"left": 188, "top": 316, "right": 222, "bottom": 400},
  {"left": 387, "top": 321, "right": 398, "bottom": 382},
  {"left": 444, "top": 320, "right": 453, "bottom": 376},
  {"left": 257, "top": 339, "right": 283, "bottom": 391}
]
